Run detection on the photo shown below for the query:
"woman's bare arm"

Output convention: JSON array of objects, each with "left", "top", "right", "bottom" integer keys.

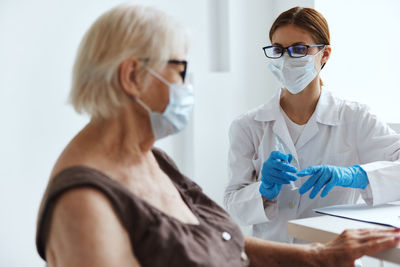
[
  {"left": 244, "top": 236, "right": 321, "bottom": 267},
  {"left": 245, "top": 228, "right": 400, "bottom": 267},
  {"left": 43, "top": 187, "right": 400, "bottom": 267},
  {"left": 46, "top": 187, "right": 141, "bottom": 267}
]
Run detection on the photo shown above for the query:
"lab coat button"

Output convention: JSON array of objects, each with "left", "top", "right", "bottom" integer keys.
[
  {"left": 222, "top": 231, "right": 231, "bottom": 241},
  {"left": 289, "top": 201, "right": 296, "bottom": 209},
  {"left": 240, "top": 251, "right": 248, "bottom": 261}
]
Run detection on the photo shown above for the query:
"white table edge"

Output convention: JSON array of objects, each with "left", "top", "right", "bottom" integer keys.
[{"left": 287, "top": 215, "right": 400, "bottom": 264}]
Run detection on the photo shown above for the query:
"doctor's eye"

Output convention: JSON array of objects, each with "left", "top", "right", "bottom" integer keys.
[
  {"left": 289, "top": 45, "right": 308, "bottom": 57},
  {"left": 272, "top": 46, "right": 283, "bottom": 55},
  {"left": 263, "top": 46, "right": 284, "bottom": 58}
]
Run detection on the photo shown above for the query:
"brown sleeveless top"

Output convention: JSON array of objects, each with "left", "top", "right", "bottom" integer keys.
[{"left": 36, "top": 148, "right": 249, "bottom": 266}]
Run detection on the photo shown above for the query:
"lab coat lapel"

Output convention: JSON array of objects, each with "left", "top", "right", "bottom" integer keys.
[
  {"left": 295, "top": 114, "right": 319, "bottom": 150},
  {"left": 295, "top": 89, "right": 340, "bottom": 150},
  {"left": 272, "top": 90, "right": 298, "bottom": 158},
  {"left": 255, "top": 88, "right": 298, "bottom": 159},
  {"left": 272, "top": 114, "right": 297, "bottom": 158}
]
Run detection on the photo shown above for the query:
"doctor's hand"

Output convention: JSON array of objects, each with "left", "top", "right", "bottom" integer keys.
[
  {"left": 297, "top": 165, "right": 369, "bottom": 199},
  {"left": 259, "top": 151, "right": 297, "bottom": 200}
]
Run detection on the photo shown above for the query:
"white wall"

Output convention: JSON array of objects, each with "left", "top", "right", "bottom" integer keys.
[
  {"left": 0, "top": 1, "right": 207, "bottom": 266},
  {"left": 315, "top": 0, "right": 400, "bottom": 124}
]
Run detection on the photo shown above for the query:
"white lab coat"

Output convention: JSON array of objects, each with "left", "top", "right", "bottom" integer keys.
[{"left": 224, "top": 88, "right": 400, "bottom": 243}]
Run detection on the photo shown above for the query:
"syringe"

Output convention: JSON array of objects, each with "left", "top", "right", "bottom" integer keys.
[{"left": 274, "top": 136, "right": 298, "bottom": 191}]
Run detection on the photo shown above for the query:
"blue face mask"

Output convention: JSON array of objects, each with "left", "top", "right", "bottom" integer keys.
[{"left": 135, "top": 68, "right": 194, "bottom": 140}]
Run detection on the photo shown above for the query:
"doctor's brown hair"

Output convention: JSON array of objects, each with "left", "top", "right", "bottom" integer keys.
[{"left": 269, "top": 7, "right": 330, "bottom": 86}]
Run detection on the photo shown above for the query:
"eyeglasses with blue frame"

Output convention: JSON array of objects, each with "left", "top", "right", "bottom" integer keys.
[{"left": 262, "top": 44, "right": 326, "bottom": 59}]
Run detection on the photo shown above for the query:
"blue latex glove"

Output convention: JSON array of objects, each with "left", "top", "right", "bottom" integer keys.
[
  {"left": 259, "top": 151, "right": 298, "bottom": 200},
  {"left": 297, "top": 165, "right": 369, "bottom": 199}
]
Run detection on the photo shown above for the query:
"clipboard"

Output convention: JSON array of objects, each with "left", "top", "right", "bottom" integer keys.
[{"left": 314, "top": 202, "right": 400, "bottom": 228}]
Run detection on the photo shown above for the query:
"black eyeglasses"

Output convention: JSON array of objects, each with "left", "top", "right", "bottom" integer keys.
[
  {"left": 262, "top": 44, "right": 325, "bottom": 58},
  {"left": 140, "top": 58, "right": 188, "bottom": 82},
  {"left": 167, "top": 60, "right": 187, "bottom": 82}
]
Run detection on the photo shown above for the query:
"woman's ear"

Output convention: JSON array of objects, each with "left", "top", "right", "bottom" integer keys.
[
  {"left": 119, "top": 57, "right": 141, "bottom": 97},
  {"left": 321, "top": 45, "right": 331, "bottom": 64}
]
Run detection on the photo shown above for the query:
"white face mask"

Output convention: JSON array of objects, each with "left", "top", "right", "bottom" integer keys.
[
  {"left": 268, "top": 49, "right": 324, "bottom": 94},
  {"left": 135, "top": 68, "right": 194, "bottom": 140}
]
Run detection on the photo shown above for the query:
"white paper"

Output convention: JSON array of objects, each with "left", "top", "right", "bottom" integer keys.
[{"left": 314, "top": 202, "right": 400, "bottom": 228}]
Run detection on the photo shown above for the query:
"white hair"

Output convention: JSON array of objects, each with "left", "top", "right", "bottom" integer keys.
[{"left": 69, "top": 4, "right": 189, "bottom": 119}]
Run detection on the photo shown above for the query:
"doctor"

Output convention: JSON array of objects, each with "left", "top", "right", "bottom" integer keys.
[{"left": 224, "top": 6, "right": 400, "bottom": 243}]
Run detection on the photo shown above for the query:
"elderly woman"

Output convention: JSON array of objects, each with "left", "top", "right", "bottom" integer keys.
[{"left": 36, "top": 4, "right": 400, "bottom": 267}]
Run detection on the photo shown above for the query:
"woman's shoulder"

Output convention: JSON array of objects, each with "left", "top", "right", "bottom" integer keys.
[
  {"left": 44, "top": 185, "right": 139, "bottom": 266},
  {"left": 323, "top": 89, "right": 370, "bottom": 112},
  {"left": 231, "top": 103, "right": 267, "bottom": 124},
  {"left": 319, "top": 90, "right": 372, "bottom": 125},
  {"left": 234, "top": 104, "right": 269, "bottom": 122},
  {"left": 49, "top": 136, "right": 94, "bottom": 179},
  {"left": 36, "top": 165, "right": 130, "bottom": 260},
  {"left": 228, "top": 102, "right": 273, "bottom": 139},
  {"left": 49, "top": 185, "right": 120, "bottom": 233},
  {"left": 230, "top": 90, "right": 281, "bottom": 129}
]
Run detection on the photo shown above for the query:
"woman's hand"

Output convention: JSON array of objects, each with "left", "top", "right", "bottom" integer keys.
[
  {"left": 259, "top": 151, "right": 297, "bottom": 200},
  {"left": 314, "top": 228, "right": 400, "bottom": 267},
  {"left": 245, "top": 228, "right": 399, "bottom": 267},
  {"left": 297, "top": 165, "right": 369, "bottom": 199}
]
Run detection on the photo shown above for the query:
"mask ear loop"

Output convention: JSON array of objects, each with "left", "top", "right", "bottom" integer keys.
[
  {"left": 146, "top": 67, "right": 171, "bottom": 86},
  {"left": 134, "top": 96, "right": 152, "bottom": 114},
  {"left": 132, "top": 67, "right": 169, "bottom": 114},
  {"left": 318, "top": 46, "right": 327, "bottom": 70},
  {"left": 315, "top": 48, "right": 326, "bottom": 88}
]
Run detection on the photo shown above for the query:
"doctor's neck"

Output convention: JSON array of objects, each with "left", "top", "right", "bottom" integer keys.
[{"left": 280, "top": 77, "right": 321, "bottom": 125}]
